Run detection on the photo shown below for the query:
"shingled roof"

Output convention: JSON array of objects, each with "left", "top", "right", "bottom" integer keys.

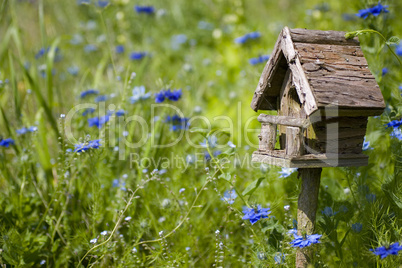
[{"left": 250, "top": 27, "right": 385, "bottom": 116}]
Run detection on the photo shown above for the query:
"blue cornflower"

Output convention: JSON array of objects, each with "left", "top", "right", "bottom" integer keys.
[
  {"left": 234, "top": 31, "right": 261, "bottom": 44},
  {"left": 200, "top": 135, "right": 218, "bottom": 148},
  {"left": 274, "top": 252, "right": 285, "bottom": 264},
  {"left": 97, "top": 0, "right": 109, "bottom": 8},
  {"left": 356, "top": 2, "right": 389, "bottom": 19},
  {"left": 80, "top": 89, "right": 99, "bottom": 98},
  {"left": 351, "top": 223, "right": 363, "bottom": 233},
  {"left": 221, "top": 190, "right": 237, "bottom": 205},
  {"left": 362, "top": 137, "right": 371, "bottom": 151},
  {"left": 396, "top": 42, "right": 402, "bottom": 56},
  {"left": 74, "top": 139, "right": 101, "bottom": 153},
  {"left": 130, "top": 52, "right": 147, "bottom": 60},
  {"left": 386, "top": 119, "right": 402, "bottom": 128},
  {"left": 94, "top": 95, "right": 108, "bottom": 102},
  {"left": 165, "top": 115, "right": 190, "bottom": 131},
  {"left": 290, "top": 234, "right": 322, "bottom": 248},
  {"left": 249, "top": 55, "right": 270, "bottom": 65},
  {"left": 84, "top": 44, "right": 98, "bottom": 53},
  {"left": 287, "top": 229, "right": 298, "bottom": 238},
  {"left": 134, "top": 5, "right": 155, "bottom": 14},
  {"left": 278, "top": 167, "right": 297, "bottom": 178},
  {"left": 130, "top": 85, "right": 151, "bottom": 103},
  {"left": 82, "top": 108, "right": 96, "bottom": 116},
  {"left": 115, "top": 109, "right": 125, "bottom": 116},
  {"left": 67, "top": 66, "right": 79, "bottom": 76},
  {"left": 370, "top": 243, "right": 402, "bottom": 259},
  {"left": 155, "top": 90, "right": 165, "bottom": 103},
  {"left": 165, "top": 89, "right": 182, "bottom": 101},
  {"left": 0, "top": 138, "right": 15, "bottom": 148},
  {"left": 88, "top": 115, "right": 110, "bottom": 128},
  {"left": 154, "top": 89, "right": 182, "bottom": 103},
  {"left": 322, "top": 207, "right": 338, "bottom": 217},
  {"left": 16, "top": 126, "right": 37, "bottom": 135},
  {"left": 115, "top": 45, "right": 124, "bottom": 54},
  {"left": 242, "top": 205, "right": 271, "bottom": 225},
  {"left": 35, "top": 48, "right": 46, "bottom": 59},
  {"left": 390, "top": 128, "right": 402, "bottom": 141},
  {"left": 382, "top": 67, "right": 388, "bottom": 76}
]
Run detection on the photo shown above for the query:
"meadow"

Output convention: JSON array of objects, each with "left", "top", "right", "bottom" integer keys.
[{"left": 0, "top": 0, "right": 401, "bottom": 267}]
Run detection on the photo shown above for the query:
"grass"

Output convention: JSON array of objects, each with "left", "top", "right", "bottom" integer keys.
[{"left": 0, "top": 0, "right": 402, "bottom": 267}]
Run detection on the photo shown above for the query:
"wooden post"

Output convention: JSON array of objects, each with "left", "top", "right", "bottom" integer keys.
[
  {"left": 296, "top": 168, "right": 322, "bottom": 268},
  {"left": 258, "top": 123, "right": 277, "bottom": 151}
]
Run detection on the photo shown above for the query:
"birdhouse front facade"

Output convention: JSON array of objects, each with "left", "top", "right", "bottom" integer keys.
[{"left": 251, "top": 27, "right": 385, "bottom": 168}]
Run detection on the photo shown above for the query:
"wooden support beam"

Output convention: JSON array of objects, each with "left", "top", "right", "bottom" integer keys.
[
  {"left": 257, "top": 114, "right": 310, "bottom": 128},
  {"left": 259, "top": 123, "right": 277, "bottom": 151},
  {"left": 296, "top": 168, "right": 322, "bottom": 268},
  {"left": 289, "top": 28, "right": 360, "bottom": 46},
  {"left": 286, "top": 127, "right": 303, "bottom": 156}
]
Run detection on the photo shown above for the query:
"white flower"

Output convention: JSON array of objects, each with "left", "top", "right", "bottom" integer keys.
[
  {"left": 100, "top": 231, "right": 107, "bottom": 236},
  {"left": 90, "top": 238, "right": 97, "bottom": 244},
  {"left": 284, "top": 205, "right": 290, "bottom": 211},
  {"left": 125, "top": 216, "right": 132, "bottom": 221},
  {"left": 159, "top": 231, "right": 164, "bottom": 237},
  {"left": 215, "top": 230, "right": 220, "bottom": 235},
  {"left": 278, "top": 168, "right": 297, "bottom": 178}
]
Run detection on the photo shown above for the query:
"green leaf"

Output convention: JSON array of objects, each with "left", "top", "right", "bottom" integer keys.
[
  {"left": 218, "top": 173, "right": 231, "bottom": 182},
  {"left": 242, "top": 177, "right": 266, "bottom": 196},
  {"left": 386, "top": 36, "right": 400, "bottom": 45}
]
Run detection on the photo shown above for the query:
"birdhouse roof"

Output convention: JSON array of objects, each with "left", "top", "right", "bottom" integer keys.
[{"left": 250, "top": 27, "right": 385, "bottom": 116}]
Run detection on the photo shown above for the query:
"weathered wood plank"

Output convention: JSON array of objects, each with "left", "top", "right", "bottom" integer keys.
[
  {"left": 286, "top": 126, "right": 303, "bottom": 156},
  {"left": 281, "top": 27, "right": 318, "bottom": 116},
  {"left": 259, "top": 123, "right": 277, "bottom": 151},
  {"left": 252, "top": 151, "right": 369, "bottom": 168},
  {"left": 258, "top": 114, "right": 310, "bottom": 128},
  {"left": 251, "top": 30, "right": 284, "bottom": 111},
  {"left": 290, "top": 28, "right": 360, "bottom": 46}
]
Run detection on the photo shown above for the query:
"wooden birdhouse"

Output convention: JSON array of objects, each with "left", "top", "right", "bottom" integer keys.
[{"left": 251, "top": 27, "right": 385, "bottom": 168}]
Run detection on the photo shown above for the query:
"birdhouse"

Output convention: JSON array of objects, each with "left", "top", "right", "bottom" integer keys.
[{"left": 251, "top": 27, "right": 385, "bottom": 168}]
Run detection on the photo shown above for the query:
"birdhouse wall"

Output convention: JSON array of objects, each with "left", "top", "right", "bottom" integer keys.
[{"left": 305, "top": 116, "right": 368, "bottom": 154}]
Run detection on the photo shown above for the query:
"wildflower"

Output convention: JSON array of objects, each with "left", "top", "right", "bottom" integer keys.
[
  {"left": 356, "top": 2, "right": 389, "bottom": 19},
  {"left": 274, "top": 252, "right": 285, "bottom": 264},
  {"left": 94, "top": 95, "right": 108, "bottom": 102},
  {"left": 16, "top": 126, "right": 37, "bottom": 135},
  {"left": 97, "top": 0, "right": 109, "bottom": 8},
  {"left": 249, "top": 55, "right": 270, "bottom": 65},
  {"left": 80, "top": 89, "right": 99, "bottom": 98},
  {"left": 165, "top": 115, "right": 189, "bottom": 131},
  {"left": 351, "top": 223, "right": 363, "bottom": 233},
  {"left": 125, "top": 216, "right": 132, "bottom": 221},
  {"left": 179, "top": 188, "right": 185, "bottom": 193},
  {"left": 370, "top": 243, "right": 402, "bottom": 259},
  {"left": 112, "top": 179, "right": 119, "bottom": 187},
  {"left": 287, "top": 229, "right": 298, "bottom": 237},
  {"left": 82, "top": 108, "right": 96, "bottom": 116},
  {"left": 382, "top": 67, "right": 388, "bottom": 76},
  {"left": 278, "top": 167, "right": 297, "bottom": 178},
  {"left": 115, "top": 45, "right": 124, "bottom": 54},
  {"left": 88, "top": 115, "right": 110, "bottom": 128},
  {"left": 234, "top": 31, "right": 261, "bottom": 44},
  {"left": 390, "top": 128, "right": 402, "bottom": 140},
  {"left": 155, "top": 90, "right": 165, "bottom": 103},
  {"left": 204, "top": 150, "right": 221, "bottom": 161},
  {"left": 386, "top": 119, "right": 402, "bottom": 128},
  {"left": 322, "top": 207, "right": 338, "bottom": 217},
  {"left": 115, "top": 109, "right": 125, "bottom": 117},
  {"left": 40, "top": 260, "right": 46, "bottom": 265},
  {"left": 171, "top": 34, "right": 187, "bottom": 50},
  {"left": 227, "top": 141, "right": 236, "bottom": 148},
  {"left": 100, "top": 231, "right": 108, "bottom": 236},
  {"left": 84, "top": 44, "right": 98, "bottom": 53},
  {"left": 90, "top": 238, "right": 97, "bottom": 244},
  {"left": 221, "top": 190, "right": 237, "bottom": 205},
  {"left": 132, "top": 247, "right": 138, "bottom": 253},
  {"left": 159, "top": 231, "right": 164, "bottom": 237},
  {"left": 290, "top": 234, "right": 322, "bottom": 248},
  {"left": 74, "top": 139, "right": 101, "bottom": 153},
  {"left": 135, "top": 5, "right": 155, "bottom": 14},
  {"left": 198, "top": 21, "right": 214, "bottom": 30},
  {"left": 200, "top": 135, "right": 218, "bottom": 148},
  {"left": 0, "top": 138, "right": 15, "bottom": 148},
  {"left": 215, "top": 230, "right": 220, "bottom": 234},
  {"left": 130, "top": 85, "right": 151, "bottom": 103},
  {"left": 77, "top": 0, "right": 90, "bottom": 5},
  {"left": 242, "top": 205, "right": 271, "bottom": 225},
  {"left": 284, "top": 205, "right": 290, "bottom": 211},
  {"left": 362, "top": 137, "right": 371, "bottom": 150},
  {"left": 130, "top": 52, "right": 147, "bottom": 60},
  {"left": 67, "top": 66, "right": 79, "bottom": 76},
  {"left": 396, "top": 42, "right": 402, "bottom": 56},
  {"left": 165, "top": 89, "right": 182, "bottom": 101}
]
